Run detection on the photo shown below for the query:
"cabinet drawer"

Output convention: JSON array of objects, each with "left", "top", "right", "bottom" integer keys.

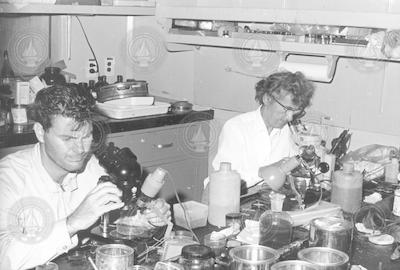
[{"left": 107, "top": 126, "right": 183, "bottom": 163}]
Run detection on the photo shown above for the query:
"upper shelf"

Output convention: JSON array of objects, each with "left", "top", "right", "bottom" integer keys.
[
  {"left": 157, "top": 6, "right": 400, "bottom": 29},
  {"left": 0, "top": 3, "right": 155, "bottom": 15}
]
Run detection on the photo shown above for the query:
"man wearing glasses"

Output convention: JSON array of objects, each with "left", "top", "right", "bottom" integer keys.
[{"left": 211, "top": 71, "right": 315, "bottom": 191}]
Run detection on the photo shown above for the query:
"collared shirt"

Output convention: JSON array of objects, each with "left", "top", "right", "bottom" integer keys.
[
  {"left": 212, "top": 107, "right": 298, "bottom": 187},
  {"left": 0, "top": 143, "right": 106, "bottom": 270}
]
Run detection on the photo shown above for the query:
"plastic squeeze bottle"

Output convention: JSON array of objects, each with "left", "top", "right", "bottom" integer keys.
[
  {"left": 331, "top": 163, "right": 363, "bottom": 214},
  {"left": 208, "top": 162, "right": 241, "bottom": 227}
]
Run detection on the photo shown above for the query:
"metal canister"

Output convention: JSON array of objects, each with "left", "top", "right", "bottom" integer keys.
[
  {"left": 309, "top": 217, "right": 353, "bottom": 256},
  {"left": 297, "top": 247, "right": 349, "bottom": 270},
  {"left": 179, "top": 244, "right": 214, "bottom": 270}
]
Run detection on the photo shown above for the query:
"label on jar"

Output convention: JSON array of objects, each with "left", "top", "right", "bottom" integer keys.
[
  {"left": 393, "top": 189, "right": 400, "bottom": 216},
  {"left": 11, "top": 106, "right": 27, "bottom": 124}
]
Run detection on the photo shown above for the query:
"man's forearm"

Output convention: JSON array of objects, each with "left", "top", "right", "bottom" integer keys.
[{"left": 66, "top": 216, "right": 79, "bottom": 237}]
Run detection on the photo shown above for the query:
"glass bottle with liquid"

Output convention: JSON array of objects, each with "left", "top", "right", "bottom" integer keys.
[
  {"left": 0, "top": 50, "right": 15, "bottom": 95},
  {"left": 331, "top": 163, "right": 363, "bottom": 213},
  {"left": 115, "top": 75, "right": 123, "bottom": 84}
]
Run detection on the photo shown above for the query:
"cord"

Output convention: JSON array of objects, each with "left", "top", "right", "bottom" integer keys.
[
  {"left": 164, "top": 170, "right": 201, "bottom": 243},
  {"left": 75, "top": 16, "right": 99, "bottom": 74},
  {"left": 224, "top": 66, "right": 266, "bottom": 78}
]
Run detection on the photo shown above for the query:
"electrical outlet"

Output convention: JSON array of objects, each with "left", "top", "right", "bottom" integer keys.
[
  {"left": 87, "top": 59, "right": 98, "bottom": 78},
  {"left": 104, "top": 57, "right": 115, "bottom": 76}
]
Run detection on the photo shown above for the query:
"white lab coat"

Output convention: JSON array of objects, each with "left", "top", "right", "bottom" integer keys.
[
  {"left": 0, "top": 143, "right": 106, "bottom": 270},
  {"left": 212, "top": 107, "right": 299, "bottom": 187}
]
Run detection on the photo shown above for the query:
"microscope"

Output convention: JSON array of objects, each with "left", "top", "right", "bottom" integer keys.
[
  {"left": 90, "top": 142, "right": 166, "bottom": 243},
  {"left": 289, "top": 139, "right": 330, "bottom": 209}
]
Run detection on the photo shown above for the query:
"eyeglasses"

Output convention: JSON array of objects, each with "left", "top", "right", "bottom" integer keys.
[{"left": 269, "top": 94, "right": 306, "bottom": 120}]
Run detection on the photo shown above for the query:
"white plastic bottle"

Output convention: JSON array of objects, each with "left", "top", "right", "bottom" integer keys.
[{"left": 208, "top": 162, "right": 241, "bottom": 227}]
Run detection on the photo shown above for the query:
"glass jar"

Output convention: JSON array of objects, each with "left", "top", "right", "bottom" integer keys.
[
  {"left": 259, "top": 211, "right": 293, "bottom": 249},
  {"left": 40, "top": 67, "right": 66, "bottom": 86},
  {"left": 179, "top": 244, "right": 214, "bottom": 270},
  {"left": 11, "top": 104, "right": 27, "bottom": 124}
]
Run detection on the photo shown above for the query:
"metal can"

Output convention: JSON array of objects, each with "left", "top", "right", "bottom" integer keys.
[{"left": 393, "top": 188, "right": 400, "bottom": 216}]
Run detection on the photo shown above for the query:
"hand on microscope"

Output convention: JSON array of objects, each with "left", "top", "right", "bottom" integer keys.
[{"left": 66, "top": 182, "right": 124, "bottom": 236}]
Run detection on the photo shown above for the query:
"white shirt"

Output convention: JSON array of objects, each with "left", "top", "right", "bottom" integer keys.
[
  {"left": 0, "top": 143, "right": 106, "bottom": 270},
  {"left": 212, "top": 107, "right": 298, "bottom": 187}
]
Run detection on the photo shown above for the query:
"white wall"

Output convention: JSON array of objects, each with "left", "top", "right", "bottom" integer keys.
[
  {"left": 52, "top": 15, "right": 195, "bottom": 101},
  {"left": 50, "top": 15, "right": 400, "bottom": 153}
]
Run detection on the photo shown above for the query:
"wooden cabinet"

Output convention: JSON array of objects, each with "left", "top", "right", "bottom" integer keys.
[{"left": 106, "top": 122, "right": 210, "bottom": 202}]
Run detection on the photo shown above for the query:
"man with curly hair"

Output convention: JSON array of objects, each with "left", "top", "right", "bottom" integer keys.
[
  {"left": 0, "top": 84, "right": 170, "bottom": 270},
  {"left": 209, "top": 71, "right": 315, "bottom": 192}
]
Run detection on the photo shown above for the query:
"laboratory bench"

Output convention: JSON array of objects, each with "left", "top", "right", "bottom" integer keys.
[
  {"left": 52, "top": 189, "right": 400, "bottom": 270},
  {"left": 53, "top": 219, "right": 400, "bottom": 270}
]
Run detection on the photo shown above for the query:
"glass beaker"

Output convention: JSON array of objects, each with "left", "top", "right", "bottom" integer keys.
[
  {"left": 259, "top": 211, "right": 293, "bottom": 249},
  {"left": 95, "top": 244, "right": 134, "bottom": 270}
]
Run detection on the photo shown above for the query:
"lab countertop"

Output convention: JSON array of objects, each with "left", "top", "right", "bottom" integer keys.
[{"left": 0, "top": 104, "right": 214, "bottom": 148}]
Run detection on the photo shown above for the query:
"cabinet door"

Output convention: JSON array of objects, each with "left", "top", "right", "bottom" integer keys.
[
  {"left": 106, "top": 126, "right": 184, "bottom": 164},
  {"left": 143, "top": 157, "right": 208, "bottom": 203}
]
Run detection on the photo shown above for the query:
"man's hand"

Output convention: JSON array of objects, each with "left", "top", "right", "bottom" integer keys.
[
  {"left": 143, "top": 199, "right": 171, "bottom": 227},
  {"left": 66, "top": 182, "right": 124, "bottom": 236}
]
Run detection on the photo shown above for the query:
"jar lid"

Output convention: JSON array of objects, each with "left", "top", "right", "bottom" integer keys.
[
  {"left": 226, "top": 213, "right": 242, "bottom": 219},
  {"left": 181, "top": 244, "right": 213, "bottom": 259}
]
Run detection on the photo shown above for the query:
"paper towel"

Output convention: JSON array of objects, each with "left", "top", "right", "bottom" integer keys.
[{"left": 279, "top": 61, "right": 332, "bottom": 82}]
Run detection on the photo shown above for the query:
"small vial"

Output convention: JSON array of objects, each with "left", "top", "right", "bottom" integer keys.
[{"left": 393, "top": 188, "right": 400, "bottom": 216}]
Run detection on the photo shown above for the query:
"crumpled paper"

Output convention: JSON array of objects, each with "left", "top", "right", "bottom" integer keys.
[{"left": 235, "top": 220, "right": 260, "bottom": 245}]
